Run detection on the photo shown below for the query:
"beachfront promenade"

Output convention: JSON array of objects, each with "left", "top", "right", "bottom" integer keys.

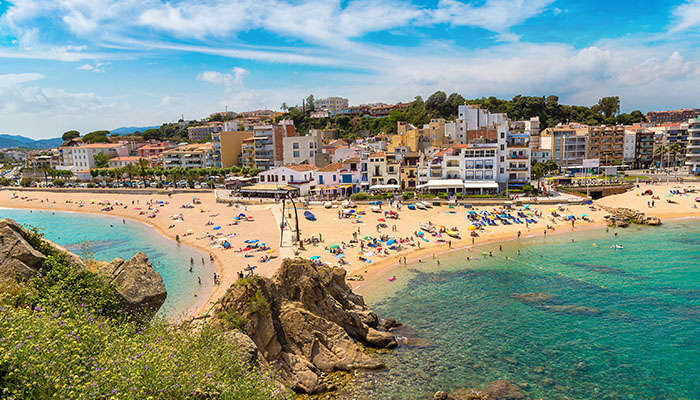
[{"left": 2, "top": 182, "right": 699, "bottom": 317}]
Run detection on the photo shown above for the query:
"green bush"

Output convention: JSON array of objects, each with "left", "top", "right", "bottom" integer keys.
[
  {"left": 351, "top": 192, "right": 368, "bottom": 201},
  {"left": 418, "top": 193, "right": 434, "bottom": 199},
  {"left": 436, "top": 192, "right": 448, "bottom": 199},
  {"left": 19, "top": 177, "right": 32, "bottom": 187},
  {"left": 0, "top": 177, "right": 11, "bottom": 186},
  {"left": 246, "top": 289, "right": 270, "bottom": 316},
  {"left": 86, "top": 182, "right": 95, "bottom": 188},
  {"left": 402, "top": 191, "right": 414, "bottom": 200},
  {"left": 53, "top": 178, "right": 65, "bottom": 187}
]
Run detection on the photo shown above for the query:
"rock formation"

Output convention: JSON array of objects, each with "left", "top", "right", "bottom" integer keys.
[
  {"left": 0, "top": 218, "right": 166, "bottom": 319},
  {"left": 434, "top": 380, "right": 526, "bottom": 400},
  {"left": 212, "top": 257, "right": 398, "bottom": 394},
  {"left": 95, "top": 252, "right": 167, "bottom": 320},
  {"left": 600, "top": 206, "right": 662, "bottom": 226}
]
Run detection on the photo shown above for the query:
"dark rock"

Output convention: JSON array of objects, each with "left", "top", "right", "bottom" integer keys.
[
  {"left": 543, "top": 305, "right": 601, "bottom": 315},
  {"left": 379, "top": 317, "right": 403, "bottom": 330},
  {"left": 96, "top": 252, "right": 167, "bottom": 320},
  {"left": 542, "top": 378, "right": 554, "bottom": 387},
  {"left": 213, "top": 258, "right": 397, "bottom": 394},
  {"left": 223, "top": 330, "right": 258, "bottom": 366},
  {"left": 433, "top": 391, "right": 449, "bottom": 400},
  {"left": 510, "top": 292, "right": 555, "bottom": 303},
  {"left": 483, "top": 380, "right": 525, "bottom": 400},
  {"left": 0, "top": 219, "right": 46, "bottom": 282},
  {"left": 452, "top": 388, "right": 488, "bottom": 400}
]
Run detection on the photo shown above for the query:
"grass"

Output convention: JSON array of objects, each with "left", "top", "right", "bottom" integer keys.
[{"left": 0, "top": 226, "right": 288, "bottom": 399}]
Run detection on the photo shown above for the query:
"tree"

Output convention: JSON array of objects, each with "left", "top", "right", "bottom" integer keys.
[
  {"left": 654, "top": 145, "right": 667, "bottom": 168},
  {"left": 137, "top": 158, "right": 150, "bottom": 187},
  {"left": 83, "top": 130, "right": 111, "bottom": 143},
  {"left": 593, "top": 96, "right": 620, "bottom": 118},
  {"left": 281, "top": 102, "right": 288, "bottom": 112},
  {"left": 93, "top": 152, "right": 109, "bottom": 168},
  {"left": 305, "top": 94, "right": 315, "bottom": 112},
  {"left": 62, "top": 130, "right": 80, "bottom": 141},
  {"left": 142, "top": 128, "right": 163, "bottom": 140},
  {"left": 668, "top": 143, "right": 684, "bottom": 167}
]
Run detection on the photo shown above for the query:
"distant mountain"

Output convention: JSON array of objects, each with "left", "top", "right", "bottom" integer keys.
[
  {"left": 110, "top": 126, "right": 159, "bottom": 135},
  {"left": 0, "top": 134, "right": 63, "bottom": 150}
]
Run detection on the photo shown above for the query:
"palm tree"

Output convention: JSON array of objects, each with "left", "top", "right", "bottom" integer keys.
[
  {"left": 39, "top": 165, "right": 51, "bottom": 186},
  {"left": 668, "top": 143, "right": 683, "bottom": 168},
  {"left": 654, "top": 145, "right": 667, "bottom": 169},
  {"left": 137, "top": 158, "right": 149, "bottom": 187}
]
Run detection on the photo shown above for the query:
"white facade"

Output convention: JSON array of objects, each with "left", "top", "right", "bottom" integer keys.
[
  {"left": 282, "top": 135, "right": 318, "bottom": 165},
  {"left": 331, "top": 146, "right": 362, "bottom": 163},
  {"left": 71, "top": 143, "right": 129, "bottom": 170},
  {"left": 258, "top": 165, "right": 318, "bottom": 195},
  {"left": 161, "top": 143, "right": 213, "bottom": 169},
  {"left": 314, "top": 97, "right": 349, "bottom": 113},
  {"left": 686, "top": 117, "right": 700, "bottom": 174},
  {"left": 624, "top": 131, "right": 637, "bottom": 162}
]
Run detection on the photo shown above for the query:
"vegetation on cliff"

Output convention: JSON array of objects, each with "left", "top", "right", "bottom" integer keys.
[{"left": 0, "top": 226, "right": 286, "bottom": 399}]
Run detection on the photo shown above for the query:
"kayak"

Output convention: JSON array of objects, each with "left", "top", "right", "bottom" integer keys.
[
  {"left": 371, "top": 206, "right": 382, "bottom": 213},
  {"left": 446, "top": 230, "right": 460, "bottom": 238},
  {"left": 304, "top": 211, "right": 316, "bottom": 221}
]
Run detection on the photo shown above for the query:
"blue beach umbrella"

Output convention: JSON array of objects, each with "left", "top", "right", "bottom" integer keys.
[
  {"left": 310, "top": 256, "right": 320, "bottom": 260},
  {"left": 213, "top": 226, "right": 221, "bottom": 230}
]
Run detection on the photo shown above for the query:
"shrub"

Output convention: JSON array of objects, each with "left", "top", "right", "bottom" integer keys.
[
  {"left": 246, "top": 289, "right": 270, "bottom": 316},
  {"left": 351, "top": 192, "right": 368, "bottom": 201},
  {"left": 418, "top": 193, "right": 434, "bottom": 199},
  {"left": 402, "top": 191, "right": 414, "bottom": 200},
  {"left": 219, "top": 307, "right": 250, "bottom": 331},
  {"left": 0, "top": 177, "right": 11, "bottom": 186},
  {"left": 53, "top": 178, "right": 65, "bottom": 187},
  {"left": 19, "top": 177, "right": 32, "bottom": 187},
  {"left": 436, "top": 192, "right": 448, "bottom": 199},
  {"left": 86, "top": 182, "right": 95, "bottom": 188}
]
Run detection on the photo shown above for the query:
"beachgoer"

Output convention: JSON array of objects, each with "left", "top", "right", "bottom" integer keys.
[
  {"left": 198, "top": 277, "right": 201, "bottom": 285},
  {"left": 517, "top": 231, "right": 521, "bottom": 238},
  {"left": 190, "top": 257, "right": 194, "bottom": 265},
  {"left": 189, "top": 266, "right": 193, "bottom": 273},
  {"left": 499, "top": 245, "right": 502, "bottom": 251}
]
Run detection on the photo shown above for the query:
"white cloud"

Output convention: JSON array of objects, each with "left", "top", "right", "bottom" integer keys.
[
  {"left": 669, "top": 0, "right": 700, "bottom": 32},
  {"left": 0, "top": 72, "right": 45, "bottom": 88},
  {"left": 197, "top": 67, "right": 266, "bottom": 111},
  {"left": 76, "top": 61, "right": 109, "bottom": 72}
]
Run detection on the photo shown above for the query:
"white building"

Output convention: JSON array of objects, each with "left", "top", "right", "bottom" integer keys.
[
  {"left": 71, "top": 143, "right": 129, "bottom": 170},
  {"left": 187, "top": 122, "right": 223, "bottom": 141},
  {"left": 331, "top": 146, "right": 362, "bottom": 163},
  {"left": 257, "top": 164, "right": 318, "bottom": 195},
  {"left": 282, "top": 135, "right": 319, "bottom": 166},
  {"left": 314, "top": 97, "right": 349, "bottom": 113},
  {"left": 161, "top": 143, "right": 213, "bottom": 169},
  {"left": 108, "top": 156, "right": 142, "bottom": 168},
  {"left": 686, "top": 117, "right": 700, "bottom": 175},
  {"left": 623, "top": 131, "right": 637, "bottom": 163}
]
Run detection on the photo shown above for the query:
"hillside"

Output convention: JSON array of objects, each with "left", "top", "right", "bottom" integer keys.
[
  {"left": 0, "top": 134, "right": 62, "bottom": 149},
  {"left": 110, "top": 125, "right": 160, "bottom": 135}
]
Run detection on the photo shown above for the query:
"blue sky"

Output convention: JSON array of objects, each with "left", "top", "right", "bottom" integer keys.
[{"left": 1, "top": 0, "right": 700, "bottom": 139}]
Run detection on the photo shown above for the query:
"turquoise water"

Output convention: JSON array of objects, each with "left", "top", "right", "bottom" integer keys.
[
  {"left": 0, "top": 208, "right": 216, "bottom": 319},
  {"left": 355, "top": 220, "right": 700, "bottom": 399}
]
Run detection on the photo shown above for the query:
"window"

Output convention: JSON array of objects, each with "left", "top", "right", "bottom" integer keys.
[
  {"left": 465, "top": 160, "right": 474, "bottom": 169},
  {"left": 309, "top": 142, "right": 314, "bottom": 149},
  {"left": 289, "top": 175, "right": 293, "bottom": 182},
  {"left": 485, "top": 171, "right": 493, "bottom": 179},
  {"left": 293, "top": 142, "right": 299, "bottom": 149},
  {"left": 293, "top": 151, "right": 300, "bottom": 158},
  {"left": 310, "top": 151, "right": 314, "bottom": 157},
  {"left": 282, "top": 175, "right": 285, "bottom": 181},
  {"left": 475, "top": 160, "right": 483, "bottom": 169}
]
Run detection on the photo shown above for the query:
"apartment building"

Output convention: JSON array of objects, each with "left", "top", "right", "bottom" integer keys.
[
  {"left": 242, "top": 120, "right": 296, "bottom": 170},
  {"left": 71, "top": 143, "right": 130, "bottom": 170},
  {"left": 505, "top": 133, "right": 531, "bottom": 187},
  {"left": 623, "top": 131, "right": 637, "bottom": 164},
  {"left": 314, "top": 97, "right": 349, "bottom": 113},
  {"left": 108, "top": 156, "right": 142, "bottom": 168},
  {"left": 587, "top": 125, "right": 625, "bottom": 165},
  {"left": 136, "top": 142, "right": 176, "bottom": 159},
  {"left": 399, "top": 152, "right": 421, "bottom": 191},
  {"left": 541, "top": 124, "right": 589, "bottom": 167},
  {"left": 212, "top": 130, "right": 253, "bottom": 168},
  {"left": 418, "top": 144, "right": 500, "bottom": 194},
  {"left": 161, "top": 143, "right": 213, "bottom": 169},
  {"left": 282, "top": 135, "right": 319, "bottom": 166},
  {"left": 646, "top": 109, "right": 700, "bottom": 124},
  {"left": 686, "top": 117, "right": 700, "bottom": 175},
  {"left": 187, "top": 122, "right": 223, "bottom": 141},
  {"left": 635, "top": 130, "right": 654, "bottom": 169},
  {"left": 366, "top": 152, "right": 400, "bottom": 189},
  {"left": 454, "top": 104, "right": 507, "bottom": 145}
]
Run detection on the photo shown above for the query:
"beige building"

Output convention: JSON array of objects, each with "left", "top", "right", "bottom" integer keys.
[
  {"left": 212, "top": 131, "right": 253, "bottom": 168},
  {"left": 541, "top": 124, "right": 589, "bottom": 167},
  {"left": 161, "top": 143, "right": 213, "bottom": 169},
  {"left": 314, "top": 97, "right": 349, "bottom": 113},
  {"left": 389, "top": 119, "right": 452, "bottom": 154},
  {"left": 587, "top": 125, "right": 625, "bottom": 165}
]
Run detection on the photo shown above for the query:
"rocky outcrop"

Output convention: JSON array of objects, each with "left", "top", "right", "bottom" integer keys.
[
  {"left": 95, "top": 252, "right": 167, "bottom": 320},
  {"left": 600, "top": 206, "right": 662, "bottom": 226},
  {"left": 435, "top": 380, "right": 526, "bottom": 400},
  {"left": 0, "top": 219, "right": 46, "bottom": 282},
  {"left": 223, "top": 330, "right": 259, "bottom": 366},
  {"left": 0, "top": 218, "right": 166, "bottom": 320},
  {"left": 212, "top": 258, "right": 398, "bottom": 394}
]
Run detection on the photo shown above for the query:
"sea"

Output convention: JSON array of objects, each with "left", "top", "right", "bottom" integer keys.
[
  {"left": 0, "top": 207, "right": 216, "bottom": 319},
  {"left": 353, "top": 219, "right": 700, "bottom": 399}
]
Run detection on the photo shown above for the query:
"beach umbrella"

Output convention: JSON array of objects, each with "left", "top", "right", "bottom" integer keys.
[
  {"left": 267, "top": 249, "right": 275, "bottom": 253},
  {"left": 523, "top": 204, "right": 530, "bottom": 209},
  {"left": 364, "top": 236, "right": 373, "bottom": 240},
  {"left": 468, "top": 225, "right": 477, "bottom": 231},
  {"left": 378, "top": 218, "right": 386, "bottom": 222},
  {"left": 330, "top": 244, "right": 340, "bottom": 249},
  {"left": 336, "top": 254, "right": 345, "bottom": 258},
  {"left": 548, "top": 208, "right": 557, "bottom": 212},
  {"left": 387, "top": 239, "right": 395, "bottom": 246},
  {"left": 213, "top": 226, "right": 221, "bottom": 230},
  {"left": 310, "top": 256, "right": 320, "bottom": 260}
]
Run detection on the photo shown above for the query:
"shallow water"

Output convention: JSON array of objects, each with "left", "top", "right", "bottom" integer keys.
[
  {"left": 355, "top": 220, "right": 700, "bottom": 399},
  {"left": 0, "top": 208, "right": 216, "bottom": 319}
]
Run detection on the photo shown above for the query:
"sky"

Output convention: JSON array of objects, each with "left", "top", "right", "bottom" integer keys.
[{"left": 1, "top": 0, "right": 700, "bottom": 139}]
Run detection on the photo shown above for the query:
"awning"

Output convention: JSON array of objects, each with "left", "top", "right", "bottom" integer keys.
[
  {"left": 417, "top": 179, "right": 465, "bottom": 190},
  {"left": 463, "top": 181, "right": 499, "bottom": 189},
  {"left": 369, "top": 184, "right": 400, "bottom": 191}
]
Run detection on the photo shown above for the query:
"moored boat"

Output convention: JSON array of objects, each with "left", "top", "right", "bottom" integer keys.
[{"left": 304, "top": 211, "right": 316, "bottom": 221}]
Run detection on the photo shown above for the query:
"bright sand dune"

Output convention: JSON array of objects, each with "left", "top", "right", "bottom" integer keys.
[{"left": 1, "top": 181, "right": 699, "bottom": 315}]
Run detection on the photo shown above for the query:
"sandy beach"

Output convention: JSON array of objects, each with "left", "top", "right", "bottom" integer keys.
[{"left": 1, "top": 181, "right": 699, "bottom": 316}]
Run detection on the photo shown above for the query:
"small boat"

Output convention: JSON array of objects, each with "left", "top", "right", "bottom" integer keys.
[
  {"left": 407, "top": 203, "right": 416, "bottom": 210},
  {"left": 421, "top": 201, "right": 432, "bottom": 208},
  {"left": 370, "top": 206, "right": 382, "bottom": 213},
  {"left": 304, "top": 211, "right": 316, "bottom": 221},
  {"left": 419, "top": 223, "right": 436, "bottom": 233},
  {"left": 324, "top": 201, "right": 332, "bottom": 209},
  {"left": 446, "top": 230, "right": 460, "bottom": 238},
  {"left": 416, "top": 202, "right": 426, "bottom": 210},
  {"left": 610, "top": 244, "right": 624, "bottom": 249}
]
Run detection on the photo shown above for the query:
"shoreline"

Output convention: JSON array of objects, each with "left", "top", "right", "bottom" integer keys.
[{"left": 0, "top": 204, "right": 219, "bottom": 318}]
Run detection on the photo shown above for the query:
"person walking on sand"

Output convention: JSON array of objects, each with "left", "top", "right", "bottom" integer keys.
[
  {"left": 472, "top": 237, "right": 475, "bottom": 246},
  {"left": 517, "top": 230, "right": 521, "bottom": 239}
]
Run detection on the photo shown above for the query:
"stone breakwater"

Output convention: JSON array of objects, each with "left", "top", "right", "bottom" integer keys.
[
  {"left": 211, "top": 257, "right": 400, "bottom": 394},
  {"left": 0, "top": 218, "right": 167, "bottom": 320},
  {"left": 599, "top": 206, "right": 661, "bottom": 227}
]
